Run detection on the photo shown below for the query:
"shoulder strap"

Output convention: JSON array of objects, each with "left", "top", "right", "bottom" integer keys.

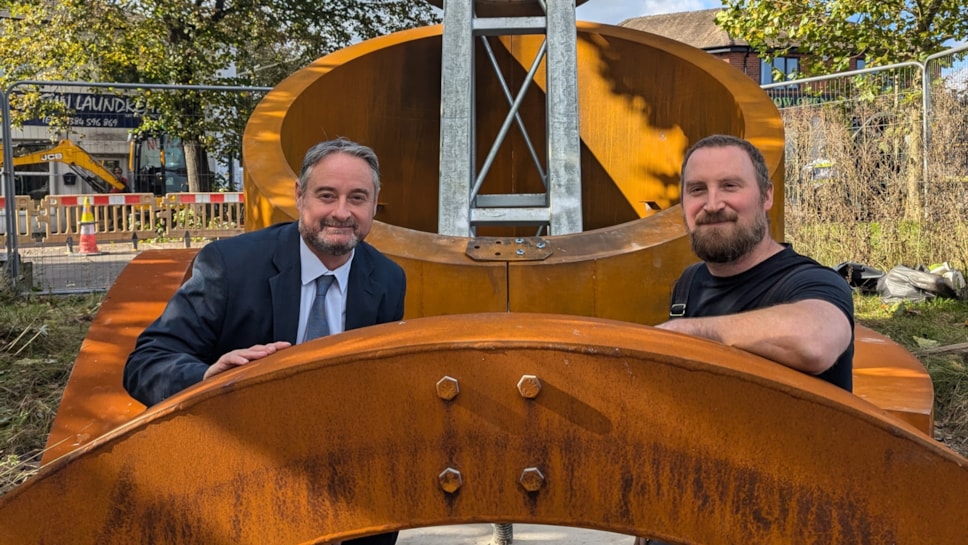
[
  {"left": 670, "top": 262, "right": 703, "bottom": 318},
  {"left": 669, "top": 258, "right": 820, "bottom": 317}
]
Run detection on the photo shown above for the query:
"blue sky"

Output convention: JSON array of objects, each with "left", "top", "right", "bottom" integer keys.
[{"left": 575, "top": 0, "right": 722, "bottom": 24}]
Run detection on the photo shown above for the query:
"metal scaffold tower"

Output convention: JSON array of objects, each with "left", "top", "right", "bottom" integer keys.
[{"left": 437, "top": 0, "right": 583, "bottom": 237}]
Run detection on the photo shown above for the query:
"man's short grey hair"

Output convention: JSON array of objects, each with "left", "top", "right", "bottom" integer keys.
[
  {"left": 681, "top": 134, "right": 771, "bottom": 196},
  {"left": 299, "top": 137, "right": 381, "bottom": 194}
]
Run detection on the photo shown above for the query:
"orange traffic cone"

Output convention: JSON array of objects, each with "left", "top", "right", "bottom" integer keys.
[{"left": 78, "top": 196, "right": 101, "bottom": 255}]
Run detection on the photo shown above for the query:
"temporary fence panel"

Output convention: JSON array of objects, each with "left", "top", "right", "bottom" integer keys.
[
  {"left": 162, "top": 192, "right": 245, "bottom": 239},
  {"left": 0, "top": 195, "right": 39, "bottom": 245},
  {"left": 2, "top": 80, "right": 267, "bottom": 290},
  {"left": 924, "top": 44, "right": 968, "bottom": 213},
  {"left": 764, "top": 62, "right": 925, "bottom": 220},
  {"left": 763, "top": 49, "right": 968, "bottom": 270},
  {"left": 2, "top": 80, "right": 268, "bottom": 203},
  {"left": 39, "top": 193, "right": 159, "bottom": 244}
]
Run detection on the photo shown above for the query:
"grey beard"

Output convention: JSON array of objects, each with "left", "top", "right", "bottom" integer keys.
[{"left": 299, "top": 221, "right": 359, "bottom": 257}]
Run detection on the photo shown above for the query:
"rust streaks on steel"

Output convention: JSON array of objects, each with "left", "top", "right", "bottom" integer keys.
[{"left": 3, "top": 314, "right": 966, "bottom": 544}]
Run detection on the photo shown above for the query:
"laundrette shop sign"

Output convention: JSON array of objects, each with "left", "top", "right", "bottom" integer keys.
[{"left": 22, "top": 92, "right": 150, "bottom": 129}]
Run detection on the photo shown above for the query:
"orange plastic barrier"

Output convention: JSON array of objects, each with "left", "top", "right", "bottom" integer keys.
[
  {"left": 0, "top": 195, "right": 37, "bottom": 245},
  {"left": 38, "top": 193, "right": 158, "bottom": 243}
]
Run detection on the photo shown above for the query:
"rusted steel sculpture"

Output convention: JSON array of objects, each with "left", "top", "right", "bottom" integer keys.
[
  {"left": 242, "top": 22, "right": 785, "bottom": 325},
  {"left": 5, "top": 315, "right": 968, "bottom": 544},
  {"left": 3, "top": 2, "right": 962, "bottom": 543}
]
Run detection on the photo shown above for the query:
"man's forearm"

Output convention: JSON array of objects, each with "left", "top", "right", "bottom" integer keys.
[
  {"left": 123, "top": 348, "right": 209, "bottom": 406},
  {"left": 655, "top": 300, "right": 851, "bottom": 375}
]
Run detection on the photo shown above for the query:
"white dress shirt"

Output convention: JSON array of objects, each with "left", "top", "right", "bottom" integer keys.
[{"left": 296, "top": 238, "right": 353, "bottom": 344}]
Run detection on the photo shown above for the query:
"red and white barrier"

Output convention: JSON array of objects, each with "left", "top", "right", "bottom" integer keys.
[
  {"left": 34, "top": 192, "right": 245, "bottom": 243},
  {"left": 166, "top": 192, "right": 244, "bottom": 204},
  {"left": 52, "top": 195, "right": 148, "bottom": 207}
]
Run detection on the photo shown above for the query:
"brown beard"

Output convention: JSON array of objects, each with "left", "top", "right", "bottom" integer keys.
[
  {"left": 299, "top": 219, "right": 360, "bottom": 257},
  {"left": 689, "top": 208, "right": 767, "bottom": 263}
]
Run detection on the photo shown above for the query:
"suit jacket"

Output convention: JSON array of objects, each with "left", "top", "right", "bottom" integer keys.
[{"left": 123, "top": 222, "right": 406, "bottom": 406}]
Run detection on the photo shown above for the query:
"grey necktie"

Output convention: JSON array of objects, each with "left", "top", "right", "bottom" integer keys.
[{"left": 304, "top": 275, "right": 335, "bottom": 341}]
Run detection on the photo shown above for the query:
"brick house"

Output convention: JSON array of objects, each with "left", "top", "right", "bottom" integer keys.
[{"left": 620, "top": 8, "right": 865, "bottom": 85}]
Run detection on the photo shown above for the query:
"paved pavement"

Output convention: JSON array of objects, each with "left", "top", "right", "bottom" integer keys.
[
  {"left": 397, "top": 524, "right": 635, "bottom": 544},
  {"left": 13, "top": 240, "right": 201, "bottom": 293}
]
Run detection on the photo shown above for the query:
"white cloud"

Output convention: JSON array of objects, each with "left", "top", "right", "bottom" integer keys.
[{"left": 576, "top": 0, "right": 722, "bottom": 24}]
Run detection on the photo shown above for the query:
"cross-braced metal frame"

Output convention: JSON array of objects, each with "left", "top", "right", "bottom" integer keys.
[{"left": 437, "top": 0, "right": 582, "bottom": 237}]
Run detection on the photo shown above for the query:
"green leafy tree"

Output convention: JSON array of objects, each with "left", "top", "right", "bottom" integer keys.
[
  {"left": 715, "top": 0, "right": 968, "bottom": 75},
  {"left": 717, "top": 1, "right": 968, "bottom": 220},
  {"left": 0, "top": 0, "right": 439, "bottom": 192}
]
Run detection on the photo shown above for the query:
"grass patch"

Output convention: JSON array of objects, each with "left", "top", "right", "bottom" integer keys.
[
  {"left": 854, "top": 294, "right": 968, "bottom": 455},
  {"left": 0, "top": 286, "right": 102, "bottom": 496}
]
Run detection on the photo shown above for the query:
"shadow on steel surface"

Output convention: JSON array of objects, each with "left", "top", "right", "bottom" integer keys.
[{"left": 6, "top": 313, "right": 967, "bottom": 545}]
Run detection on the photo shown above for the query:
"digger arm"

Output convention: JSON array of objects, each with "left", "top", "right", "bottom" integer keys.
[{"left": 0, "top": 139, "right": 126, "bottom": 192}]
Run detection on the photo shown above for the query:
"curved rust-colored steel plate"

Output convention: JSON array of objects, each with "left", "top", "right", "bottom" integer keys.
[
  {"left": 39, "top": 254, "right": 935, "bottom": 473},
  {"left": 40, "top": 249, "right": 198, "bottom": 465},
  {"left": 852, "top": 325, "right": 935, "bottom": 432},
  {"left": 242, "top": 23, "right": 785, "bottom": 325},
  {"left": 7, "top": 314, "right": 966, "bottom": 545}
]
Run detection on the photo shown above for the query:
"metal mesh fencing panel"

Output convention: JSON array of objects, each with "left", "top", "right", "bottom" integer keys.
[
  {"left": 925, "top": 45, "right": 968, "bottom": 210},
  {"left": 763, "top": 62, "right": 968, "bottom": 270},
  {"left": 2, "top": 81, "right": 268, "bottom": 293}
]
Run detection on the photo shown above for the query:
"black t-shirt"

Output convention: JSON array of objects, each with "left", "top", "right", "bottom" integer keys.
[{"left": 674, "top": 246, "right": 854, "bottom": 391}]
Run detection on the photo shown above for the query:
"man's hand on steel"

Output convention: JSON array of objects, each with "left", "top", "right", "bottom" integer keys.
[{"left": 203, "top": 341, "right": 292, "bottom": 380}]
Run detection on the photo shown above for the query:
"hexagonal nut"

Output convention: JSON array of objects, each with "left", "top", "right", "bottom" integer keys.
[
  {"left": 519, "top": 467, "right": 545, "bottom": 492},
  {"left": 436, "top": 376, "right": 460, "bottom": 401},
  {"left": 517, "top": 374, "right": 542, "bottom": 399},
  {"left": 438, "top": 467, "right": 463, "bottom": 494}
]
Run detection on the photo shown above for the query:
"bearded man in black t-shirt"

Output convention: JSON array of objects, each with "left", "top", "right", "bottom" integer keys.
[{"left": 655, "top": 134, "right": 854, "bottom": 391}]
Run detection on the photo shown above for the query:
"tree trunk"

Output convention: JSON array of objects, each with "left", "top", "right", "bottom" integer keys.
[
  {"left": 901, "top": 82, "right": 924, "bottom": 222},
  {"left": 903, "top": 116, "right": 923, "bottom": 222},
  {"left": 183, "top": 139, "right": 213, "bottom": 193}
]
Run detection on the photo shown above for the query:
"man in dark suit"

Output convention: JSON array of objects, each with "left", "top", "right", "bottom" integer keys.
[{"left": 123, "top": 137, "right": 405, "bottom": 545}]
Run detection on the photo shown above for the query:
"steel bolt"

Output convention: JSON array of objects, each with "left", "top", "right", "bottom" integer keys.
[
  {"left": 438, "top": 467, "right": 463, "bottom": 493},
  {"left": 436, "top": 376, "right": 460, "bottom": 401},
  {"left": 516, "top": 248, "right": 525, "bottom": 256},
  {"left": 519, "top": 467, "right": 545, "bottom": 492},
  {"left": 517, "top": 374, "right": 542, "bottom": 399}
]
